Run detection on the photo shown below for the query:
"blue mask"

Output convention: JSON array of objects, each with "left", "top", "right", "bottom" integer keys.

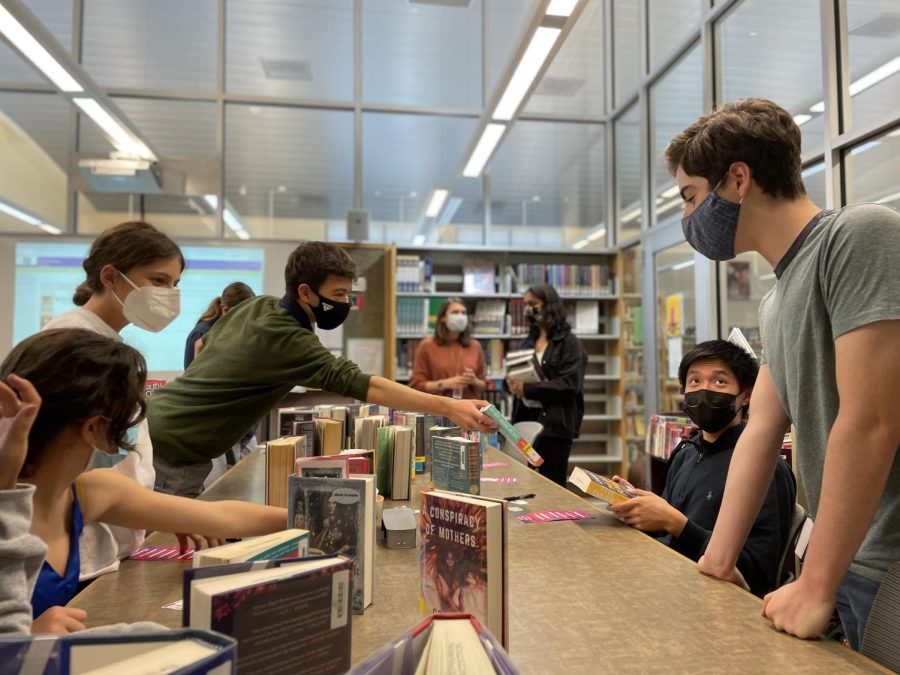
[{"left": 681, "top": 184, "right": 742, "bottom": 261}]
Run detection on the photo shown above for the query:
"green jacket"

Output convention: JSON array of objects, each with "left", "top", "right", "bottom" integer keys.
[{"left": 148, "top": 295, "right": 371, "bottom": 465}]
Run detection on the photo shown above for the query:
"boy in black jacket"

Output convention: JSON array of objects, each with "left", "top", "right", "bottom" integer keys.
[{"left": 609, "top": 340, "right": 796, "bottom": 597}]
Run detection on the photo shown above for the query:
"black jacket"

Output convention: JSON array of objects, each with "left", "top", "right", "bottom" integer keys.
[
  {"left": 510, "top": 328, "right": 587, "bottom": 440},
  {"left": 657, "top": 422, "right": 797, "bottom": 597}
]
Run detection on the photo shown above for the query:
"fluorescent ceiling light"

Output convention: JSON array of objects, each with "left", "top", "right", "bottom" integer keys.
[
  {"left": 572, "top": 238, "right": 590, "bottom": 250},
  {"left": 849, "top": 55, "right": 900, "bottom": 96},
  {"left": 0, "top": 199, "right": 42, "bottom": 225},
  {"left": 463, "top": 123, "right": 506, "bottom": 177},
  {"left": 658, "top": 197, "right": 682, "bottom": 213},
  {"left": 801, "top": 163, "right": 825, "bottom": 178},
  {"left": 203, "top": 194, "right": 218, "bottom": 210},
  {"left": 412, "top": 234, "right": 426, "bottom": 246},
  {"left": 493, "top": 26, "right": 561, "bottom": 121},
  {"left": 850, "top": 140, "right": 880, "bottom": 156},
  {"left": 877, "top": 190, "right": 900, "bottom": 205},
  {"left": 661, "top": 184, "right": 680, "bottom": 199},
  {"left": 234, "top": 229, "right": 251, "bottom": 241},
  {"left": 809, "top": 101, "right": 825, "bottom": 113},
  {"left": 436, "top": 197, "right": 463, "bottom": 226},
  {"left": 73, "top": 98, "right": 155, "bottom": 160},
  {"left": 586, "top": 226, "right": 606, "bottom": 242},
  {"left": 671, "top": 259, "right": 695, "bottom": 271},
  {"left": 546, "top": 0, "right": 579, "bottom": 17},
  {"left": 0, "top": 5, "right": 82, "bottom": 92},
  {"left": 38, "top": 223, "right": 62, "bottom": 235},
  {"left": 620, "top": 206, "right": 641, "bottom": 223},
  {"left": 793, "top": 114, "right": 812, "bottom": 126},
  {"left": 425, "top": 189, "right": 450, "bottom": 218}
]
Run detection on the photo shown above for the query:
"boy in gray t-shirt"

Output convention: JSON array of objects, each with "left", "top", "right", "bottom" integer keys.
[{"left": 664, "top": 98, "right": 900, "bottom": 651}]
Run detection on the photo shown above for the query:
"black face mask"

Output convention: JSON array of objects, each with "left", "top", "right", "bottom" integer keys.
[
  {"left": 682, "top": 389, "right": 739, "bottom": 433},
  {"left": 310, "top": 290, "right": 351, "bottom": 330},
  {"left": 524, "top": 306, "right": 542, "bottom": 326}
]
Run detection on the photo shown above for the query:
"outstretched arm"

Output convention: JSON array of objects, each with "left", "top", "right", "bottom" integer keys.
[{"left": 365, "top": 376, "right": 496, "bottom": 430}]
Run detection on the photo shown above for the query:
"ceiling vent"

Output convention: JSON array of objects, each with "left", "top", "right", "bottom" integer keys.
[
  {"left": 849, "top": 14, "right": 900, "bottom": 38},
  {"left": 535, "top": 76, "right": 586, "bottom": 97},
  {"left": 260, "top": 59, "right": 314, "bottom": 81}
]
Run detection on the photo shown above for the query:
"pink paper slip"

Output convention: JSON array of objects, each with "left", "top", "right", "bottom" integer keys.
[
  {"left": 130, "top": 547, "right": 194, "bottom": 561},
  {"left": 482, "top": 461, "right": 509, "bottom": 469},
  {"left": 517, "top": 510, "right": 596, "bottom": 523},
  {"left": 481, "top": 476, "right": 518, "bottom": 484}
]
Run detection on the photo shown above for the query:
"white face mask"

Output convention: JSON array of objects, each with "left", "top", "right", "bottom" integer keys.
[
  {"left": 113, "top": 269, "right": 180, "bottom": 332},
  {"left": 446, "top": 313, "right": 468, "bottom": 333}
]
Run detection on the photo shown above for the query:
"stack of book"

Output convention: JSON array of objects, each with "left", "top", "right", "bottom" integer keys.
[
  {"left": 419, "top": 490, "right": 508, "bottom": 648},
  {"left": 505, "top": 349, "right": 544, "bottom": 384},
  {"left": 288, "top": 476, "right": 376, "bottom": 614}
]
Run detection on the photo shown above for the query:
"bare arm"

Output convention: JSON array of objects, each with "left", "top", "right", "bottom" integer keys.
[
  {"left": 700, "top": 364, "right": 790, "bottom": 578},
  {"left": 365, "top": 376, "right": 495, "bottom": 430},
  {"left": 79, "top": 470, "right": 287, "bottom": 539},
  {"left": 193, "top": 337, "right": 204, "bottom": 359},
  {"left": 762, "top": 320, "right": 900, "bottom": 638}
]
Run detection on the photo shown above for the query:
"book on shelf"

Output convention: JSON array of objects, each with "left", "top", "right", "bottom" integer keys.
[
  {"left": 479, "top": 405, "right": 543, "bottom": 466},
  {"left": 288, "top": 475, "right": 376, "bottom": 614},
  {"left": 506, "top": 297, "right": 527, "bottom": 336},
  {"left": 374, "top": 424, "right": 413, "bottom": 500},
  {"left": 183, "top": 555, "right": 353, "bottom": 675},
  {"left": 430, "top": 435, "right": 481, "bottom": 495},
  {"left": 340, "top": 448, "right": 376, "bottom": 474},
  {"left": 316, "top": 405, "right": 351, "bottom": 448},
  {"left": 397, "top": 254, "right": 432, "bottom": 293},
  {"left": 515, "top": 263, "right": 612, "bottom": 296},
  {"left": 646, "top": 415, "right": 697, "bottom": 460},
  {"left": 192, "top": 529, "right": 310, "bottom": 568},
  {"left": 265, "top": 435, "right": 307, "bottom": 508},
  {"left": 419, "top": 490, "right": 509, "bottom": 648},
  {"left": 473, "top": 300, "right": 507, "bottom": 335},
  {"left": 463, "top": 260, "right": 496, "bottom": 295},
  {"left": 291, "top": 419, "right": 318, "bottom": 456},
  {"left": 272, "top": 406, "right": 316, "bottom": 440},
  {"left": 573, "top": 300, "right": 600, "bottom": 335},
  {"left": 354, "top": 414, "right": 388, "bottom": 452},
  {"left": 483, "top": 339, "right": 505, "bottom": 377},
  {"left": 348, "top": 615, "right": 517, "bottom": 675},
  {"left": 393, "top": 411, "right": 436, "bottom": 474},
  {"left": 0, "top": 629, "right": 237, "bottom": 675},
  {"left": 398, "top": 297, "right": 428, "bottom": 335},
  {"left": 295, "top": 455, "right": 350, "bottom": 479},
  {"left": 568, "top": 467, "right": 633, "bottom": 505},
  {"left": 315, "top": 418, "right": 344, "bottom": 456},
  {"left": 426, "top": 297, "right": 446, "bottom": 332}
]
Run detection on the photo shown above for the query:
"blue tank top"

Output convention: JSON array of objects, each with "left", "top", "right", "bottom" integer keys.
[{"left": 32, "top": 485, "right": 83, "bottom": 618}]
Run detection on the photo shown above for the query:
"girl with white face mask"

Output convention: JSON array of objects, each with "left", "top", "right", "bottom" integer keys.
[
  {"left": 409, "top": 299, "right": 487, "bottom": 400},
  {"left": 40, "top": 221, "right": 184, "bottom": 583}
]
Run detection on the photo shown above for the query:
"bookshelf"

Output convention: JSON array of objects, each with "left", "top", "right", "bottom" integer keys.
[
  {"left": 393, "top": 247, "right": 625, "bottom": 478},
  {"left": 619, "top": 245, "right": 646, "bottom": 482}
]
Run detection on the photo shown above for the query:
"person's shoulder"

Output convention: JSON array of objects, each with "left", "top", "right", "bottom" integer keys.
[
  {"left": 43, "top": 309, "right": 120, "bottom": 340},
  {"left": 419, "top": 335, "right": 438, "bottom": 348},
  {"left": 825, "top": 203, "right": 900, "bottom": 240}
]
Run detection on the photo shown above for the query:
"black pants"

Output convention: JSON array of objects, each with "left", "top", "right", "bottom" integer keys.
[{"left": 534, "top": 435, "right": 573, "bottom": 487}]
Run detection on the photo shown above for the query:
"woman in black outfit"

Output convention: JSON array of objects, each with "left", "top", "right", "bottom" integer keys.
[{"left": 507, "top": 284, "right": 587, "bottom": 486}]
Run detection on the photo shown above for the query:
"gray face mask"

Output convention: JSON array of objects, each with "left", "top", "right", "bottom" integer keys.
[{"left": 681, "top": 183, "right": 742, "bottom": 261}]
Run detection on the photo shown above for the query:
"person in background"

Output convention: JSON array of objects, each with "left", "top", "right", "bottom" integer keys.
[
  {"left": 409, "top": 298, "right": 486, "bottom": 400},
  {"left": 184, "top": 282, "right": 255, "bottom": 369},
  {"left": 40, "top": 221, "right": 184, "bottom": 582},
  {"left": 0, "top": 329, "right": 287, "bottom": 634},
  {"left": 666, "top": 98, "right": 900, "bottom": 647},
  {"left": 149, "top": 242, "right": 495, "bottom": 499},
  {"left": 609, "top": 340, "right": 796, "bottom": 598},
  {"left": 507, "top": 284, "right": 587, "bottom": 487}
]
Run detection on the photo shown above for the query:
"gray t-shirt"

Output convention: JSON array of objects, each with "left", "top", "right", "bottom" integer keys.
[{"left": 759, "top": 203, "right": 900, "bottom": 581}]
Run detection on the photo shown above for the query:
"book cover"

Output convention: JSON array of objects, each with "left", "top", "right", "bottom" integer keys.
[
  {"left": 419, "top": 491, "right": 508, "bottom": 647},
  {"left": 430, "top": 436, "right": 481, "bottom": 495},
  {"left": 189, "top": 556, "right": 352, "bottom": 675},
  {"left": 295, "top": 456, "right": 350, "bottom": 479},
  {"left": 276, "top": 407, "right": 316, "bottom": 438},
  {"left": 292, "top": 419, "right": 318, "bottom": 456},
  {"left": 568, "top": 467, "right": 633, "bottom": 505},
  {"left": 479, "top": 405, "right": 543, "bottom": 467},
  {"left": 288, "top": 476, "right": 374, "bottom": 614},
  {"left": 192, "top": 529, "right": 310, "bottom": 568},
  {"left": 463, "top": 260, "right": 496, "bottom": 295}
]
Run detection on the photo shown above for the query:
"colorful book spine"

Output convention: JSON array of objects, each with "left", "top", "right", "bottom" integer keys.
[{"left": 479, "top": 405, "right": 543, "bottom": 466}]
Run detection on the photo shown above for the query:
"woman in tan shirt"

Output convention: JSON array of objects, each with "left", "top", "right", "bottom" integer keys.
[{"left": 409, "top": 299, "right": 486, "bottom": 400}]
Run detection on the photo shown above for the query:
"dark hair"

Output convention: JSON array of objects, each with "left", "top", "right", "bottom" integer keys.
[
  {"left": 526, "top": 284, "right": 570, "bottom": 338},
  {"left": 198, "top": 281, "right": 255, "bottom": 323},
  {"left": 664, "top": 98, "right": 806, "bottom": 200},
  {"left": 0, "top": 329, "right": 147, "bottom": 475},
  {"left": 434, "top": 298, "right": 472, "bottom": 347},
  {"left": 73, "top": 221, "right": 185, "bottom": 306},
  {"left": 678, "top": 340, "right": 759, "bottom": 394},
  {"left": 284, "top": 242, "right": 357, "bottom": 297}
]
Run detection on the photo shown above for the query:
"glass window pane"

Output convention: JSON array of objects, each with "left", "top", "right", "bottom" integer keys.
[
  {"left": 362, "top": 112, "right": 481, "bottom": 245},
  {"left": 523, "top": 0, "right": 603, "bottom": 118},
  {"left": 82, "top": 0, "right": 217, "bottom": 91},
  {"left": 845, "top": 126, "right": 900, "bottom": 207},
  {"left": 801, "top": 161, "right": 827, "bottom": 207},
  {"left": 613, "top": 0, "right": 641, "bottom": 106},
  {"left": 649, "top": 0, "right": 702, "bottom": 68},
  {"left": 226, "top": 0, "right": 354, "bottom": 101},
  {"left": 0, "top": 92, "right": 69, "bottom": 234},
  {"left": 656, "top": 242, "right": 696, "bottom": 412},
  {"left": 718, "top": 0, "right": 824, "bottom": 157},
  {"left": 615, "top": 102, "right": 641, "bottom": 242},
  {"left": 0, "top": 0, "right": 73, "bottom": 84},
  {"left": 846, "top": 1, "right": 900, "bottom": 132},
  {"left": 719, "top": 253, "right": 776, "bottom": 356},
  {"left": 77, "top": 98, "right": 218, "bottom": 237},
  {"left": 225, "top": 104, "right": 354, "bottom": 240},
  {"left": 362, "top": 0, "right": 482, "bottom": 108},
  {"left": 485, "top": 0, "right": 542, "bottom": 96},
  {"left": 489, "top": 120, "right": 606, "bottom": 249},
  {"left": 651, "top": 45, "right": 702, "bottom": 226}
]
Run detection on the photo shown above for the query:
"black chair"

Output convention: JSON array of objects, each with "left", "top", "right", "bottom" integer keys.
[
  {"left": 861, "top": 560, "right": 900, "bottom": 672},
  {"left": 776, "top": 503, "right": 809, "bottom": 586}
]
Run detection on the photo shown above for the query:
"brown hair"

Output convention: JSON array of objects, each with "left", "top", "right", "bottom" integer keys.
[
  {"left": 284, "top": 241, "right": 357, "bottom": 296},
  {"left": 664, "top": 98, "right": 806, "bottom": 200},
  {"left": 198, "top": 281, "right": 255, "bottom": 323},
  {"left": 0, "top": 329, "right": 147, "bottom": 475},
  {"left": 434, "top": 298, "right": 472, "bottom": 347},
  {"left": 73, "top": 221, "right": 185, "bottom": 306}
]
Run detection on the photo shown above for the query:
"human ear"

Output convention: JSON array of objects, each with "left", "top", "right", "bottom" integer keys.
[
  {"left": 79, "top": 415, "right": 110, "bottom": 452},
  {"left": 297, "top": 284, "right": 316, "bottom": 306},
  {"left": 98, "top": 264, "right": 119, "bottom": 290}
]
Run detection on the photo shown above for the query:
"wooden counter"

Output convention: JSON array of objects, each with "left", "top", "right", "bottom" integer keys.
[{"left": 69, "top": 450, "right": 886, "bottom": 673}]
